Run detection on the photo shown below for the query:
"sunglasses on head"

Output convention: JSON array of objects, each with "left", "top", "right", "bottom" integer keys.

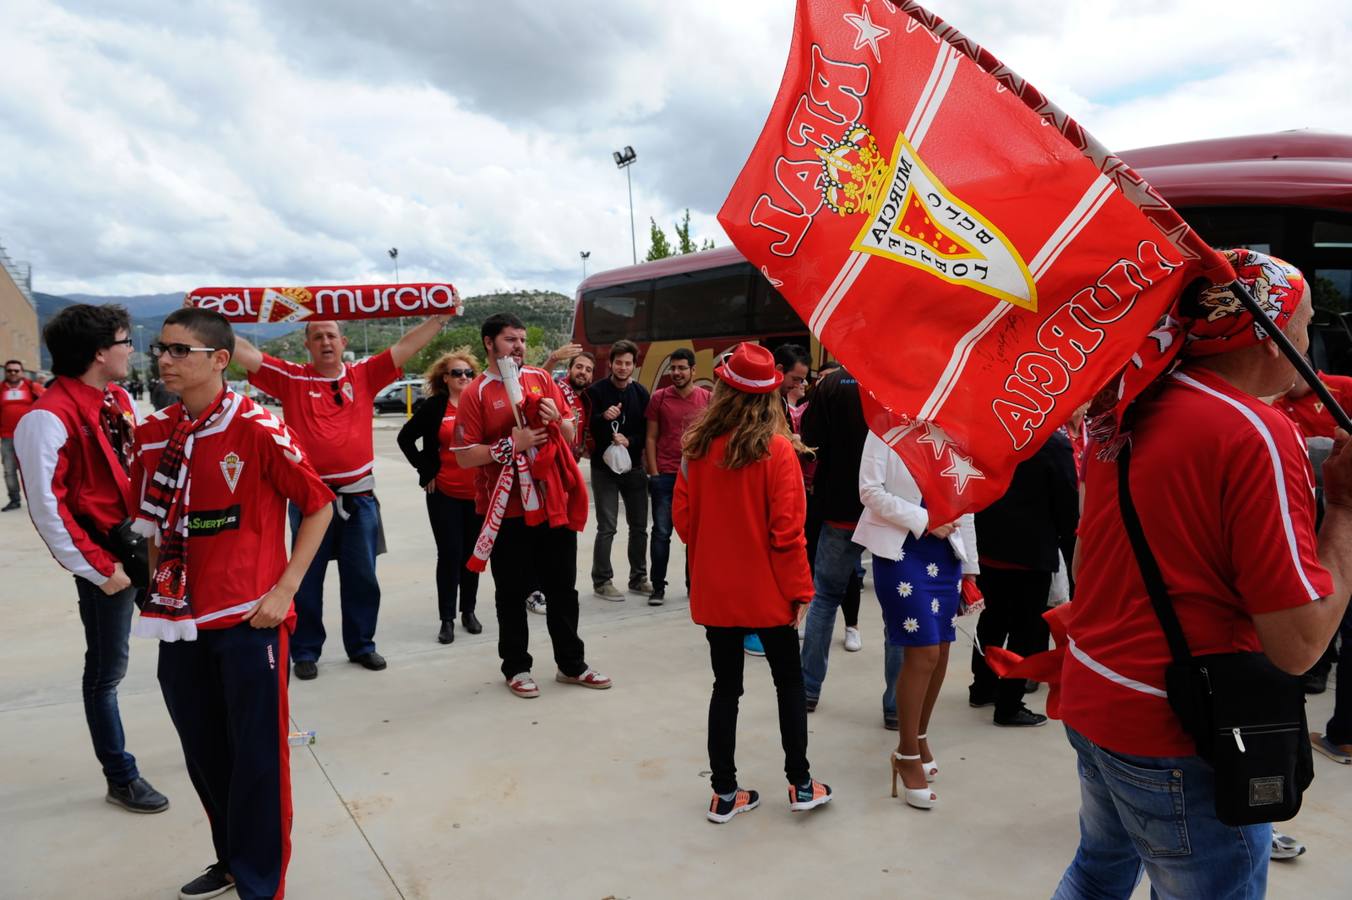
[
  {"left": 148, "top": 342, "right": 216, "bottom": 359},
  {"left": 448, "top": 368, "right": 474, "bottom": 378}
]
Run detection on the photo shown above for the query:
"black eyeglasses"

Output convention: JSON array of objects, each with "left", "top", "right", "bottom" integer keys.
[
  {"left": 110, "top": 338, "right": 135, "bottom": 348},
  {"left": 331, "top": 380, "right": 345, "bottom": 406},
  {"left": 148, "top": 342, "right": 217, "bottom": 359},
  {"left": 448, "top": 368, "right": 474, "bottom": 378}
]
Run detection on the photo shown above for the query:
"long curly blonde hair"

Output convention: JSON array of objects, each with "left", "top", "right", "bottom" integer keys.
[
  {"left": 424, "top": 349, "right": 478, "bottom": 397},
  {"left": 682, "top": 381, "right": 796, "bottom": 470}
]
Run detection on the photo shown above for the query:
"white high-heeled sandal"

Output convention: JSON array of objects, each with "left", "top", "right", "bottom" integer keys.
[
  {"left": 891, "top": 752, "right": 938, "bottom": 809},
  {"left": 917, "top": 733, "right": 938, "bottom": 783}
]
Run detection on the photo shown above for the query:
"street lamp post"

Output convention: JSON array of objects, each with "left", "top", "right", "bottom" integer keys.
[
  {"left": 388, "top": 247, "right": 402, "bottom": 338},
  {"left": 580, "top": 250, "right": 591, "bottom": 280},
  {"left": 612, "top": 146, "right": 637, "bottom": 265}
]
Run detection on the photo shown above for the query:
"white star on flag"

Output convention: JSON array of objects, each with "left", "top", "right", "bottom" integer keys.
[
  {"left": 903, "top": 617, "right": 919, "bottom": 633},
  {"left": 926, "top": 563, "right": 940, "bottom": 578},
  {"left": 897, "top": 582, "right": 913, "bottom": 598},
  {"left": 843, "top": 5, "right": 891, "bottom": 64},
  {"left": 941, "top": 451, "right": 986, "bottom": 493},
  {"left": 915, "top": 421, "right": 955, "bottom": 461}
]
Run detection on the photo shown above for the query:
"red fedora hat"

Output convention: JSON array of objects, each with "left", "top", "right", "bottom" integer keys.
[{"left": 715, "top": 342, "right": 783, "bottom": 394}]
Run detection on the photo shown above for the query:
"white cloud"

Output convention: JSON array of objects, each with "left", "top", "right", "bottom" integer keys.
[{"left": 1, "top": 0, "right": 1348, "bottom": 298}]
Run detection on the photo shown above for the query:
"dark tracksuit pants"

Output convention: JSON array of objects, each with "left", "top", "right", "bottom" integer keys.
[
  {"left": 970, "top": 568, "right": 1053, "bottom": 718},
  {"left": 159, "top": 624, "right": 291, "bottom": 900},
  {"left": 705, "top": 625, "right": 810, "bottom": 795},
  {"left": 488, "top": 517, "right": 587, "bottom": 679}
]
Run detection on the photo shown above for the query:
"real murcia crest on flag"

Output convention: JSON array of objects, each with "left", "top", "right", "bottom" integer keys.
[
  {"left": 845, "top": 133, "right": 1037, "bottom": 311},
  {"left": 719, "top": 0, "right": 1234, "bottom": 527},
  {"left": 258, "top": 287, "right": 314, "bottom": 324},
  {"left": 220, "top": 452, "right": 244, "bottom": 493}
]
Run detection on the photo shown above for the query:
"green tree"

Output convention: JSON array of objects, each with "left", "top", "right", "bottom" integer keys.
[{"left": 646, "top": 218, "right": 674, "bottom": 261}]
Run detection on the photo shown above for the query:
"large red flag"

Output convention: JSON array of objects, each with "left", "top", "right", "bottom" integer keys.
[{"left": 718, "top": 0, "right": 1233, "bottom": 526}]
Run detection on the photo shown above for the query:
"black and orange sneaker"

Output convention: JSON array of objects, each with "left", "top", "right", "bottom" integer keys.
[
  {"left": 707, "top": 788, "right": 760, "bottom": 824},
  {"left": 788, "top": 779, "right": 832, "bottom": 812}
]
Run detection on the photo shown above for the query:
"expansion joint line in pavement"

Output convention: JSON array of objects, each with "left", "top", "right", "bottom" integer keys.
[{"left": 295, "top": 714, "right": 408, "bottom": 900}]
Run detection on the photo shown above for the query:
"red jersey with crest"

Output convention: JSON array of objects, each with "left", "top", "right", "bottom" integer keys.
[
  {"left": 1274, "top": 373, "right": 1352, "bottom": 440},
  {"left": 248, "top": 350, "right": 399, "bottom": 491},
  {"left": 132, "top": 392, "right": 334, "bottom": 631},
  {"left": 453, "top": 366, "right": 570, "bottom": 517},
  {"left": 1059, "top": 369, "right": 1332, "bottom": 756},
  {"left": 1, "top": 378, "right": 44, "bottom": 438}
]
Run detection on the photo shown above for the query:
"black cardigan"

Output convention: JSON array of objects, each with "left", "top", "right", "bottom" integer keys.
[
  {"left": 974, "top": 430, "right": 1079, "bottom": 574},
  {"left": 396, "top": 393, "right": 450, "bottom": 488}
]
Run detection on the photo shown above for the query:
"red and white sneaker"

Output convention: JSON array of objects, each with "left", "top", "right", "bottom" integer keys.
[
  {"left": 506, "top": 672, "right": 539, "bottom": 698},
  {"left": 555, "top": 668, "right": 612, "bottom": 690},
  {"left": 788, "top": 779, "right": 833, "bottom": 812}
]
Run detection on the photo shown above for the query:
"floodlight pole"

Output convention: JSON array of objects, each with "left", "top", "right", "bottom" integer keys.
[{"left": 613, "top": 146, "right": 638, "bottom": 265}]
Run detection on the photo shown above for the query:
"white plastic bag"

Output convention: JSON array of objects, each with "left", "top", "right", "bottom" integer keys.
[
  {"left": 603, "top": 422, "right": 632, "bottom": 474},
  {"left": 1048, "top": 550, "right": 1070, "bottom": 607}
]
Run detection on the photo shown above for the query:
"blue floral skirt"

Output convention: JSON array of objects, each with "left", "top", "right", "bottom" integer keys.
[{"left": 872, "top": 532, "right": 962, "bottom": 648}]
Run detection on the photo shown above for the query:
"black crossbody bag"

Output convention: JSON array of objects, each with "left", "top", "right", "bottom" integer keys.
[{"left": 1116, "top": 439, "right": 1312, "bottom": 826}]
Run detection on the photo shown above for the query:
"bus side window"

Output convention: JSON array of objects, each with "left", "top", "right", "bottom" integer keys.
[
  {"left": 584, "top": 282, "right": 653, "bottom": 344},
  {"left": 650, "top": 265, "right": 754, "bottom": 340}
]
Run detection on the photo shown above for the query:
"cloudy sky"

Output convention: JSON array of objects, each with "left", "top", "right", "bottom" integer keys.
[{"left": 2, "top": 0, "right": 1349, "bottom": 298}]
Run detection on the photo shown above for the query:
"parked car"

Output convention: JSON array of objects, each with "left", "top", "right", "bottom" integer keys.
[{"left": 373, "top": 379, "right": 424, "bottom": 414}]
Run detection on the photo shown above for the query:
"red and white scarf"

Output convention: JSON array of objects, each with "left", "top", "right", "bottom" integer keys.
[{"left": 132, "top": 388, "right": 232, "bottom": 642}]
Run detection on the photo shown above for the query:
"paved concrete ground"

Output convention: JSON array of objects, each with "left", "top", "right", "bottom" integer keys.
[{"left": 2, "top": 421, "right": 1350, "bottom": 899}]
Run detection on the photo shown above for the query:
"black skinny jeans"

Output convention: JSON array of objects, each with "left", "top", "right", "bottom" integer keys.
[
  {"left": 425, "top": 490, "right": 481, "bottom": 620},
  {"left": 706, "top": 624, "right": 810, "bottom": 795},
  {"left": 970, "top": 567, "right": 1053, "bottom": 717}
]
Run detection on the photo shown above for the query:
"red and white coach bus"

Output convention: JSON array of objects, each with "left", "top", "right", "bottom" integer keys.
[{"left": 572, "top": 130, "right": 1352, "bottom": 388}]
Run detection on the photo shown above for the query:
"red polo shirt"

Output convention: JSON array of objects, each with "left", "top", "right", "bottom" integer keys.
[
  {"left": 248, "top": 351, "right": 399, "bottom": 491},
  {"left": 132, "top": 393, "right": 334, "bottom": 630},
  {"left": 1060, "top": 368, "right": 1332, "bottom": 757},
  {"left": 1, "top": 378, "right": 44, "bottom": 439},
  {"left": 454, "top": 366, "right": 569, "bottom": 517},
  {"left": 1273, "top": 372, "right": 1352, "bottom": 439},
  {"left": 645, "top": 385, "right": 711, "bottom": 474}
]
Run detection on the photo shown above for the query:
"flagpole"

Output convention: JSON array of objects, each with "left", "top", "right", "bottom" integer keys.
[{"left": 1231, "top": 280, "right": 1352, "bottom": 433}]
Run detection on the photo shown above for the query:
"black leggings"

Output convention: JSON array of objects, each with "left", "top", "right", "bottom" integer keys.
[
  {"left": 705, "top": 625, "right": 810, "bottom": 795},
  {"left": 425, "top": 491, "right": 482, "bottom": 621}
]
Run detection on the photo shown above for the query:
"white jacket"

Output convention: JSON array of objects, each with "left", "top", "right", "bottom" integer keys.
[{"left": 852, "top": 432, "right": 979, "bottom": 574}]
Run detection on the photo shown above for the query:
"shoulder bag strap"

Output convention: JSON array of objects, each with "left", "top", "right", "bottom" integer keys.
[{"left": 1116, "top": 434, "right": 1194, "bottom": 666}]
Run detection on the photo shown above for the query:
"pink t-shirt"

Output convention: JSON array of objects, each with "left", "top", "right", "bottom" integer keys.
[{"left": 645, "top": 385, "right": 711, "bottom": 474}]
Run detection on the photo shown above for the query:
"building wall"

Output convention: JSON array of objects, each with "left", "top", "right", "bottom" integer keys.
[{"left": 0, "top": 266, "right": 39, "bottom": 372}]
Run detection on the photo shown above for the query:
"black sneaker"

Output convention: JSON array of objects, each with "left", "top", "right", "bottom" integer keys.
[
  {"left": 461, "top": 611, "right": 483, "bottom": 634},
  {"left": 1302, "top": 671, "right": 1328, "bottom": 694},
  {"left": 994, "top": 707, "right": 1048, "bottom": 727},
  {"left": 106, "top": 776, "right": 169, "bottom": 814},
  {"left": 648, "top": 587, "right": 665, "bottom": 606},
  {"left": 294, "top": 660, "right": 318, "bottom": 680},
  {"left": 707, "top": 788, "right": 759, "bottom": 823},
  {"left": 352, "top": 651, "right": 387, "bottom": 671},
  {"left": 968, "top": 687, "right": 996, "bottom": 708},
  {"left": 437, "top": 620, "right": 455, "bottom": 644},
  {"left": 179, "top": 862, "right": 235, "bottom": 899},
  {"left": 805, "top": 695, "right": 818, "bottom": 713},
  {"left": 1, "top": 499, "right": 20, "bottom": 512}
]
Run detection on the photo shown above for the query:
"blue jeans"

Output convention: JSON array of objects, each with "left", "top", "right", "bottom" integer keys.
[
  {"left": 289, "top": 496, "right": 381, "bottom": 662},
  {"left": 1053, "top": 726, "right": 1269, "bottom": 900},
  {"left": 648, "top": 473, "right": 677, "bottom": 590},
  {"left": 801, "top": 523, "right": 904, "bottom": 717},
  {"left": 75, "top": 577, "right": 140, "bottom": 785}
]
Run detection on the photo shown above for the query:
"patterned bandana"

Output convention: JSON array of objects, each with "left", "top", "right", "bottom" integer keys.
[
  {"left": 134, "top": 388, "right": 232, "bottom": 641},
  {"left": 100, "top": 390, "right": 135, "bottom": 473},
  {"left": 1088, "top": 248, "right": 1306, "bottom": 454}
]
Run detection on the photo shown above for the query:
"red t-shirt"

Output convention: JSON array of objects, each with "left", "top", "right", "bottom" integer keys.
[
  {"left": 132, "top": 393, "right": 334, "bottom": 631},
  {"left": 645, "top": 385, "right": 710, "bottom": 474},
  {"left": 436, "top": 401, "right": 477, "bottom": 500},
  {"left": 1060, "top": 368, "right": 1332, "bottom": 756},
  {"left": 248, "top": 351, "right": 399, "bottom": 490},
  {"left": 454, "top": 366, "right": 570, "bottom": 518},
  {"left": 1273, "top": 373, "right": 1352, "bottom": 439},
  {"left": 1, "top": 378, "right": 44, "bottom": 439}
]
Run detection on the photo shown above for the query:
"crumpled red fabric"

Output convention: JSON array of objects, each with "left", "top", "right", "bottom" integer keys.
[
  {"left": 522, "top": 395, "right": 588, "bottom": 532},
  {"left": 983, "top": 604, "right": 1073, "bottom": 720}
]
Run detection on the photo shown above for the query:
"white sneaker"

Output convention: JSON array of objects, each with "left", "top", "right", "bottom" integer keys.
[
  {"left": 843, "top": 626, "right": 862, "bottom": 652},
  {"left": 526, "top": 592, "right": 547, "bottom": 615}
]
